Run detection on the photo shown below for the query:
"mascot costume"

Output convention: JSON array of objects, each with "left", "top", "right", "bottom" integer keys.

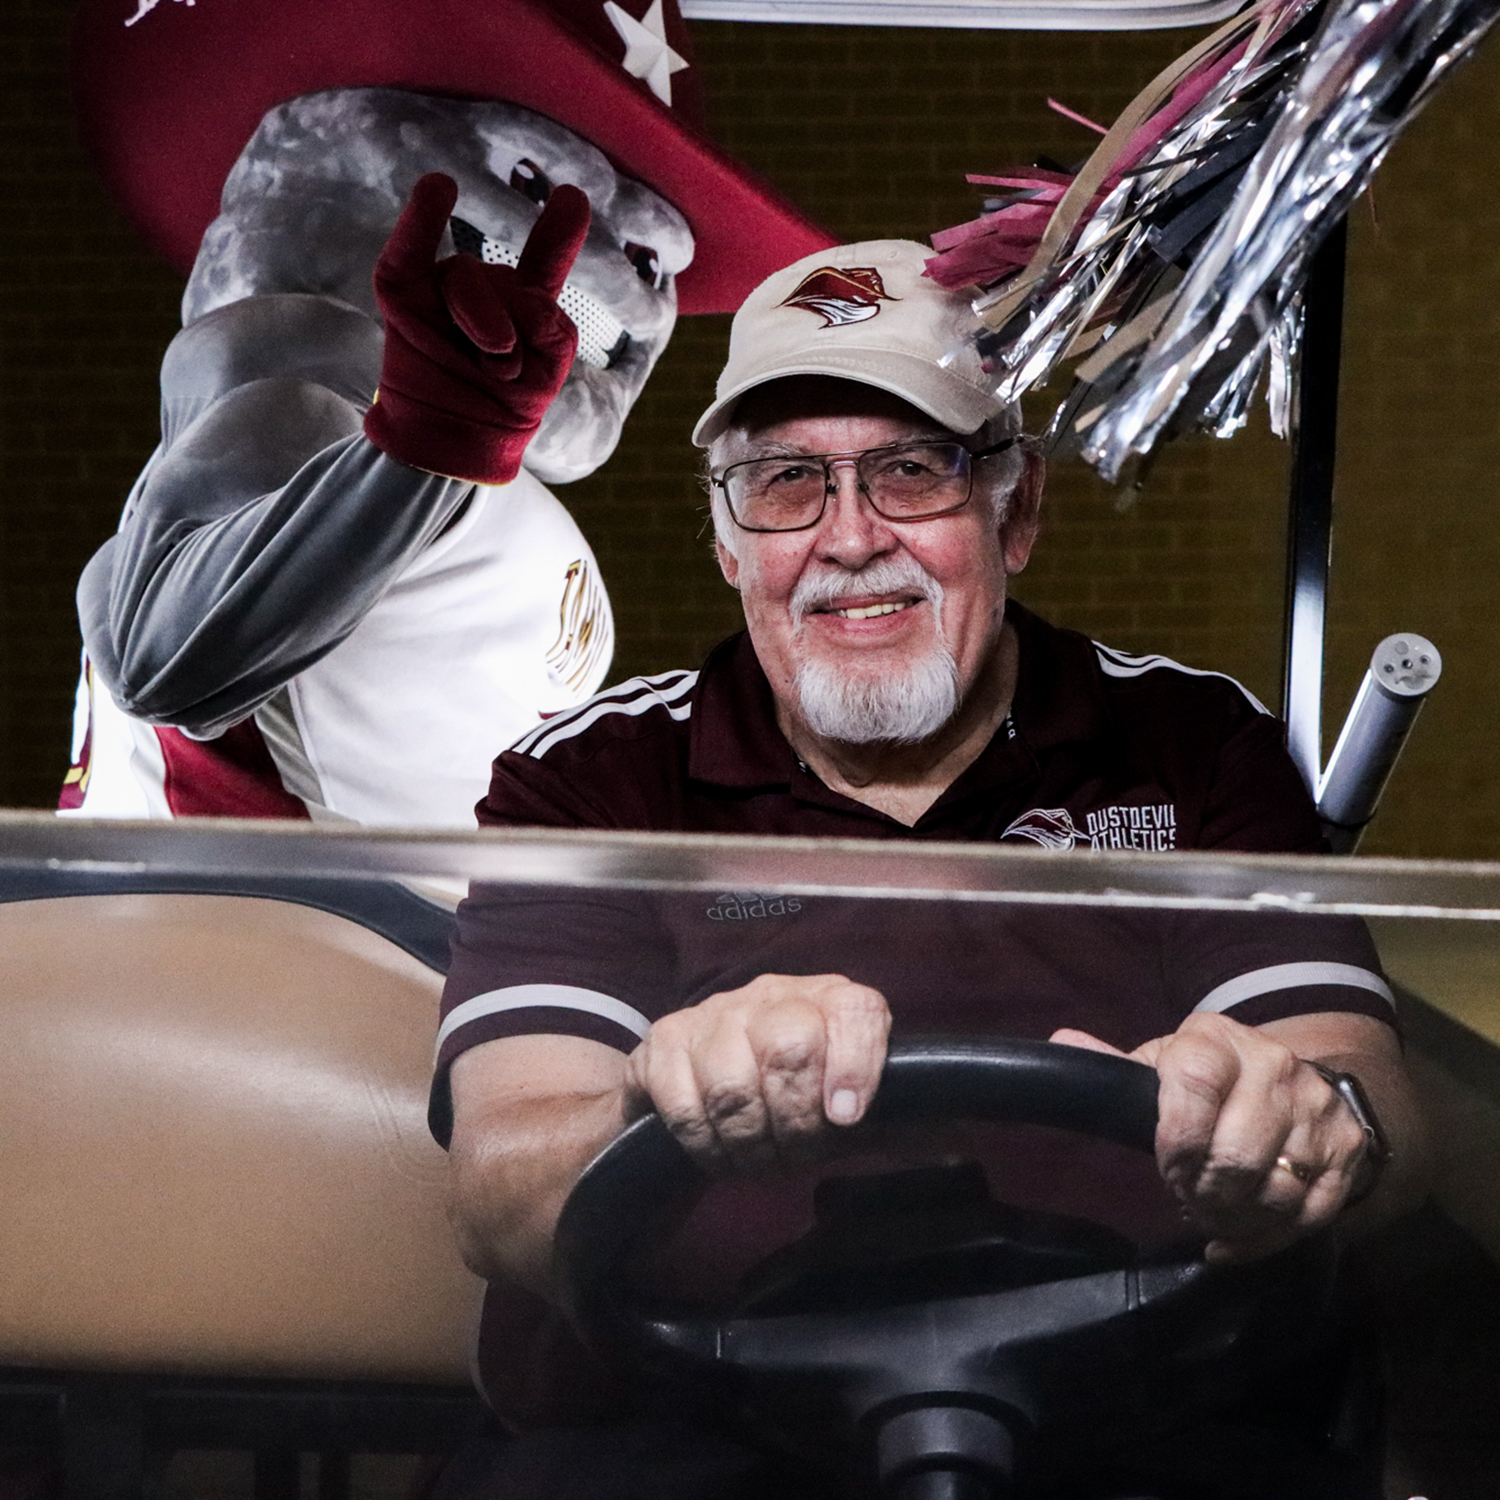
[{"left": 60, "top": 0, "right": 834, "bottom": 826}]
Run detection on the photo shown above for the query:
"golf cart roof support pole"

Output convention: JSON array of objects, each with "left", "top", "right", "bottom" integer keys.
[{"left": 1281, "top": 214, "right": 1349, "bottom": 796}]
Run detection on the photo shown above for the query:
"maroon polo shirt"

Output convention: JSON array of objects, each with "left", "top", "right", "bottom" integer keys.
[
  {"left": 438, "top": 605, "right": 1391, "bottom": 1116},
  {"left": 436, "top": 604, "right": 1397, "bottom": 1424}
]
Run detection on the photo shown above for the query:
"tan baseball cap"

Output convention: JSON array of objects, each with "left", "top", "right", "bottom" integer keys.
[{"left": 692, "top": 239, "right": 1020, "bottom": 447}]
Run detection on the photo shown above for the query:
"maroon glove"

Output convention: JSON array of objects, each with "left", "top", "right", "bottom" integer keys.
[{"left": 364, "top": 172, "right": 591, "bottom": 484}]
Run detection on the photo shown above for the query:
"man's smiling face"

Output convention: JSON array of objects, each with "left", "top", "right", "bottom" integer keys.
[{"left": 714, "top": 378, "right": 1039, "bottom": 746}]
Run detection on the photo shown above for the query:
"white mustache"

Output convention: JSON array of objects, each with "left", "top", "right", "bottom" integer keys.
[{"left": 789, "top": 557, "right": 944, "bottom": 627}]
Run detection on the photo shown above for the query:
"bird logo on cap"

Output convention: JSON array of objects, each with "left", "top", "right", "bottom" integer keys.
[{"left": 779, "top": 266, "right": 896, "bottom": 328}]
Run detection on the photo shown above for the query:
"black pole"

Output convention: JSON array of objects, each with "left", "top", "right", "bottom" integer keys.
[{"left": 1281, "top": 215, "right": 1348, "bottom": 795}]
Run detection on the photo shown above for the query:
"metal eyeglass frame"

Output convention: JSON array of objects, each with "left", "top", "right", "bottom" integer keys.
[{"left": 712, "top": 436, "right": 1022, "bottom": 534}]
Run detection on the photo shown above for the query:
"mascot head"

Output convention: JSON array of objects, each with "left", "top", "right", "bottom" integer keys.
[{"left": 72, "top": 0, "right": 837, "bottom": 481}]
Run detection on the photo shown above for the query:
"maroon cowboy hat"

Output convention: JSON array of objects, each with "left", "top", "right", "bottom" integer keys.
[{"left": 70, "top": 0, "right": 838, "bottom": 315}]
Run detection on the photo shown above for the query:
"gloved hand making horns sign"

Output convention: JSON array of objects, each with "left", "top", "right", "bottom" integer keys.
[
  {"left": 366, "top": 174, "right": 592, "bottom": 486},
  {"left": 63, "top": 0, "right": 834, "bottom": 828}
]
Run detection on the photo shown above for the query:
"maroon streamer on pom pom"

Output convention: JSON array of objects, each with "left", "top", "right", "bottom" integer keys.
[{"left": 924, "top": 34, "right": 1250, "bottom": 295}]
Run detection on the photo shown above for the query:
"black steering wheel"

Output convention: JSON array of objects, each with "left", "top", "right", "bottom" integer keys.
[{"left": 554, "top": 1038, "right": 1338, "bottom": 1499}]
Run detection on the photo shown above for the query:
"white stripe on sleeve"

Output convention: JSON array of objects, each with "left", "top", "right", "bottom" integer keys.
[
  {"left": 436, "top": 984, "right": 652, "bottom": 1056},
  {"left": 1192, "top": 962, "right": 1395, "bottom": 1016},
  {"left": 1093, "top": 643, "right": 1269, "bottom": 715},
  {"left": 514, "top": 670, "right": 697, "bottom": 760}
]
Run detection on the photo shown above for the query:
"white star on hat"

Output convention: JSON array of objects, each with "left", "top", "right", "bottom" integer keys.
[{"left": 603, "top": 0, "right": 689, "bottom": 107}]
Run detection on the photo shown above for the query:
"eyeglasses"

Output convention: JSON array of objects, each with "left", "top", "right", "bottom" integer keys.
[{"left": 713, "top": 438, "right": 1019, "bottom": 534}]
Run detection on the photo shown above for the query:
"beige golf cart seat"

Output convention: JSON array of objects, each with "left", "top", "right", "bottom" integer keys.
[
  {"left": 0, "top": 883, "right": 487, "bottom": 1499},
  {"left": 0, "top": 889, "right": 481, "bottom": 1381}
]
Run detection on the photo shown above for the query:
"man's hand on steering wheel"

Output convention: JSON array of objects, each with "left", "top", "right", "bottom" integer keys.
[
  {"left": 624, "top": 973, "right": 892, "bottom": 1176},
  {"left": 1051, "top": 1012, "right": 1374, "bottom": 1265}
]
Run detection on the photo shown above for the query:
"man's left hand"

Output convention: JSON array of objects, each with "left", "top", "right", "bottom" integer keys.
[{"left": 1051, "top": 1012, "right": 1376, "bottom": 1263}]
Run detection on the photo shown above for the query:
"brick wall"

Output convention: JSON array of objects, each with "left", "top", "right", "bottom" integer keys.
[
  {"left": 4, "top": 1, "right": 1499, "bottom": 857},
  {"left": 0, "top": 0, "right": 183, "bottom": 806}
]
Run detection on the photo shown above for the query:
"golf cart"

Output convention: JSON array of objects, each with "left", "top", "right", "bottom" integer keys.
[{"left": 6, "top": 0, "right": 1500, "bottom": 1495}]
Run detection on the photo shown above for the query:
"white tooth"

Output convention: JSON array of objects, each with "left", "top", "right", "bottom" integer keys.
[{"left": 836, "top": 601, "right": 911, "bottom": 620}]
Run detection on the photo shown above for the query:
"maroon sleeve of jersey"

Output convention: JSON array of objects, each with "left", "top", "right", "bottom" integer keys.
[
  {"left": 1172, "top": 709, "right": 1396, "bottom": 1032},
  {"left": 430, "top": 882, "right": 677, "bottom": 1147},
  {"left": 1162, "top": 908, "right": 1397, "bottom": 1033},
  {"left": 475, "top": 749, "right": 632, "bottom": 832},
  {"left": 432, "top": 703, "right": 688, "bottom": 1147},
  {"left": 472, "top": 667, "right": 698, "bottom": 833}
]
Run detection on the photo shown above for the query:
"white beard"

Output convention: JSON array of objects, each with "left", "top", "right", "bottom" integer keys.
[
  {"left": 795, "top": 649, "right": 960, "bottom": 745},
  {"left": 789, "top": 558, "right": 959, "bottom": 745}
]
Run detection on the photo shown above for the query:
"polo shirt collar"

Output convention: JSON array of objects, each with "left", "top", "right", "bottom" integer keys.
[
  {"left": 1005, "top": 600, "right": 1111, "bottom": 753},
  {"left": 686, "top": 602, "right": 1112, "bottom": 792},
  {"left": 689, "top": 632, "right": 795, "bottom": 787},
  {"left": 918, "top": 601, "right": 1111, "bottom": 816}
]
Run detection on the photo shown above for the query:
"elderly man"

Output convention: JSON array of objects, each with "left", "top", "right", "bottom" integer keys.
[{"left": 433, "top": 242, "right": 1422, "bottom": 1496}]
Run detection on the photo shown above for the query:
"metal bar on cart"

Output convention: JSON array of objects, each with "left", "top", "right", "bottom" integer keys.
[
  {"left": 1282, "top": 215, "right": 1348, "bottom": 794},
  {"left": 14, "top": 814, "right": 1500, "bottom": 918}
]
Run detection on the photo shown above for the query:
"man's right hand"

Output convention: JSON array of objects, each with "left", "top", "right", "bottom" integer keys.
[{"left": 624, "top": 973, "right": 892, "bottom": 1175}]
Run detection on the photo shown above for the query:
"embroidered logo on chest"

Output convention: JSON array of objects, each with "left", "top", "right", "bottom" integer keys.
[{"left": 1002, "top": 804, "right": 1178, "bottom": 852}]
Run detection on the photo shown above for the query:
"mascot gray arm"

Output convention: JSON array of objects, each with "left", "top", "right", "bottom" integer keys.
[{"left": 77, "top": 292, "right": 472, "bottom": 738}]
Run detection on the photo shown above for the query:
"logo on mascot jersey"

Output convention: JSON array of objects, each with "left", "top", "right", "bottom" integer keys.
[
  {"left": 1002, "top": 804, "right": 1178, "bottom": 852},
  {"left": 779, "top": 267, "right": 895, "bottom": 328},
  {"left": 547, "top": 558, "right": 610, "bottom": 694}
]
